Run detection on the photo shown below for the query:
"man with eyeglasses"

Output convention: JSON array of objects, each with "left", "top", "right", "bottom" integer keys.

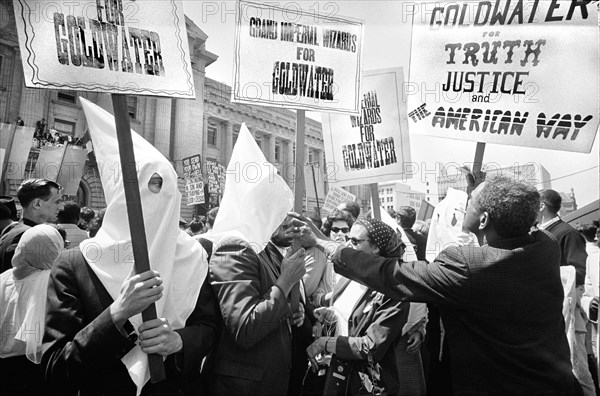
[{"left": 322, "top": 176, "right": 582, "bottom": 395}]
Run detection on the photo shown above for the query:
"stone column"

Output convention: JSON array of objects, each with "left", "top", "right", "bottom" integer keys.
[
  {"left": 284, "top": 139, "right": 295, "bottom": 190},
  {"left": 95, "top": 93, "right": 113, "bottom": 114},
  {"left": 172, "top": 98, "right": 197, "bottom": 164},
  {"left": 224, "top": 121, "right": 234, "bottom": 164},
  {"left": 142, "top": 97, "right": 155, "bottom": 142},
  {"left": 153, "top": 98, "right": 171, "bottom": 158},
  {"left": 267, "top": 135, "right": 276, "bottom": 163}
]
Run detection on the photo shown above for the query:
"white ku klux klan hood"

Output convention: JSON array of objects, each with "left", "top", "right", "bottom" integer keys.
[
  {"left": 212, "top": 123, "right": 293, "bottom": 252},
  {"left": 79, "top": 97, "right": 206, "bottom": 393}
]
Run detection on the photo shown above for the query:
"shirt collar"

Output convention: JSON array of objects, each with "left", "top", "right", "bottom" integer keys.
[{"left": 538, "top": 216, "right": 560, "bottom": 230}]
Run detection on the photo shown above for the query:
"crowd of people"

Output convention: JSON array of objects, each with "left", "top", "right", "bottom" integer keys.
[
  {"left": 0, "top": 168, "right": 598, "bottom": 395},
  {"left": 8, "top": 116, "right": 87, "bottom": 148}
]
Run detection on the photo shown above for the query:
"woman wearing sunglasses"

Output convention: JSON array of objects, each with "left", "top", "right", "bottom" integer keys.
[
  {"left": 307, "top": 218, "right": 426, "bottom": 396},
  {"left": 321, "top": 210, "right": 354, "bottom": 244}
]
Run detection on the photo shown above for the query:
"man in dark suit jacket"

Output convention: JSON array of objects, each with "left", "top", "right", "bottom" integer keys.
[
  {"left": 397, "top": 206, "right": 427, "bottom": 261},
  {"left": 539, "top": 189, "right": 593, "bottom": 395},
  {"left": 329, "top": 176, "right": 582, "bottom": 395},
  {"left": 0, "top": 179, "right": 63, "bottom": 273},
  {"left": 42, "top": 249, "right": 219, "bottom": 396},
  {"left": 204, "top": 219, "right": 307, "bottom": 396}
]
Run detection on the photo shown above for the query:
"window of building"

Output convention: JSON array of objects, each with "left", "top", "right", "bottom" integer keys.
[
  {"left": 275, "top": 141, "right": 281, "bottom": 161},
  {"left": 207, "top": 122, "right": 218, "bottom": 146},
  {"left": 57, "top": 91, "right": 76, "bottom": 104},
  {"left": 127, "top": 96, "right": 138, "bottom": 120},
  {"left": 233, "top": 132, "right": 239, "bottom": 146},
  {"left": 53, "top": 119, "right": 76, "bottom": 136},
  {"left": 308, "top": 149, "right": 315, "bottom": 163}
]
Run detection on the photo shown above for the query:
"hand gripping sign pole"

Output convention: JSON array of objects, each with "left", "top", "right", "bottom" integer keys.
[{"left": 111, "top": 94, "right": 166, "bottom": 382}]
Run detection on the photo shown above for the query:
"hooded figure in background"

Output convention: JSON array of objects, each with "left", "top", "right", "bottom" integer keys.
[
  {"left": 0, "top": 225, "right": 63, "bottom": 395},
  {"left": 41, "top": 98, "right": 220, "bottom": 396}
]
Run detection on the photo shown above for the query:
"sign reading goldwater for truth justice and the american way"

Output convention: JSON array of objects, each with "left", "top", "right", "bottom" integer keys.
[
  {"left": 12, "top": 0, "right": 195, "bottom": 98},
  {"left": 407, "top": 0, "right": 599, "bottom": 153},
  {"left": 322, "top": 68, "right": 412, "bottom": 187},
  {"left": 233, "top": 0, "right": 364, "bottom": 114}
]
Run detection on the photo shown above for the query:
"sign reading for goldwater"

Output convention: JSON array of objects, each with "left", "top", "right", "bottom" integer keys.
[
  {"left": 322, "top": 68, "right": 412, "bottom": 187},
  {"left": 407, "top": 0, "right": 599, "bottom": 153},
  {"left": 233, "top": 0, "right": 364, "bottom": 114},
  {"left": 12, "top": 0, "right": 195, "bottom": 98}
]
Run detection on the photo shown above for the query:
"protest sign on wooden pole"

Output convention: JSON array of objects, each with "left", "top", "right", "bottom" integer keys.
[
  {"left": 12, "top": 0, "right": 198, "bottom": 383},
  {"left": 112, "top": 94, "right": 165, "bottom": 382}
]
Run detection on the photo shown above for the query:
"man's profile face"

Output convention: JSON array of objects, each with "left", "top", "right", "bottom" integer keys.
[
  {"left": 38, "top": 187, "right": 64, "bottom": 223},
  {"left": 463, "top": 183, "right": 485, "bottom": 235}
]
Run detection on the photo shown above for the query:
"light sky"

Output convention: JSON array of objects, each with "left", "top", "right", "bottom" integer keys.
[{"left": 183, "top": 0, "right": 599, "bottom": 207}]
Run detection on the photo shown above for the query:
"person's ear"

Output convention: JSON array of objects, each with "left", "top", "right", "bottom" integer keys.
[
  {"left": 479, "top": 212, "right": 491, "bottom": 230},
  {"left": 539, "top": 202, "right": 545, "bottom": 212},
  {"left": 371, "top": 243, "right": 380, "bottom": 255},
  {"left": 31, "top": 198, "right": 42, "bottom": 210}
]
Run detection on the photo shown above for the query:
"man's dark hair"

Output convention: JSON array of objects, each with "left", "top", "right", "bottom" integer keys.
[
  {"left": 79, "top": 206, "right": 95, "bottom": 222},
  {"left": 207, "top": 207, "right": 219, "bottom": 228},
  {"left": 17, "top": 179, "right": 60, "bottom": 208},
  {"left": 58, "top": 201, "right": 81, "bottom": 224},
  {"left": 0, "top": 196, "right": 18, "bottom": 221},
  {"left": 540, "top": 189, "right": 562, "bottom": 214},
  {"left": 338, "top": 201, "right": 360, "bottom": 219},
  {"left": 0, "top": 203, "right": 11, "bottom": 221},
  {"left": 577, "top": 223, "right": 598, "bottom": 243},
  {"left": 88, "top": 209, "right": 105, "bottom": 238},
  {"left": 473, "top": 175, "right": 540, "bottom": 238},
  {"left": 397, "top": 206, "right": 417, "bottom": 229},
  {"left": 189, "top": 218, "right": 204, "bottom": 233}
]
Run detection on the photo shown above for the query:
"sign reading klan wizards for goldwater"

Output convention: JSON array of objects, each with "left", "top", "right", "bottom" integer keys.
[
  {"left": 233, "top": 0, "right": 364, "bottom": 114},
  {"left": 12, "top": 0, "right": 195, "bottom": 98},
  {"left": 322, "top": 68, "right": 412, "bottom": 187},
  {"left": 407, "top": 0, "right": 599, "bottom": 153}
]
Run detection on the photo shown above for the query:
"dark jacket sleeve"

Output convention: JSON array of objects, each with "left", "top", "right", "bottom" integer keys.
[
  {"left": 209, "top": 236, "right": 292, "bottom": 349},
  {"left": 41, "top": 256, "right": 136, "bottom": 390},
  {"left": 336, "top": 295, "right": 409, "bottom": 363},
  {"left": 332, "top": 245, "right": 471, "bottom": 307},
  {"left": 561, "top": 231, "right": 588, "bottom": 286},
  {"left": 173, "top": 273, "right": 221, "bottom": 378}
]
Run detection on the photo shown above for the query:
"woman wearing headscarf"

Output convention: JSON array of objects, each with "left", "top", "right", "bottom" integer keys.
[
  {"left": 306, "top": 218, "right": 426, "bottom": 396},
  {"left": 0, "top": 224, "right": 64, "bottom": 394}
]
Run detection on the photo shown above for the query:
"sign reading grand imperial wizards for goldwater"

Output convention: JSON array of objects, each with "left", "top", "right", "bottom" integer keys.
[
  {"left": 12, "top": 0, "right": 195, "bottom": 98},
  {"left": 407, "top": 0, "right": 599, "bottom": 153},
  {"left": 233, "top": 0, "right": 364, "bottom": 114}
]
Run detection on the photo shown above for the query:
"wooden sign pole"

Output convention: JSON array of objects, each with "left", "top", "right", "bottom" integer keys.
[
  {"left": 466, "top": 142, "right": 486, "bottom": 197},
  {"left": 111, "top": 94, "right": 166, "bottom": 382},
  {"left": 370, "top": 183, "right": 382, "bottom": 221},
  {"left": 289, "top": 109, "right": 307, "bottom": 311}
]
